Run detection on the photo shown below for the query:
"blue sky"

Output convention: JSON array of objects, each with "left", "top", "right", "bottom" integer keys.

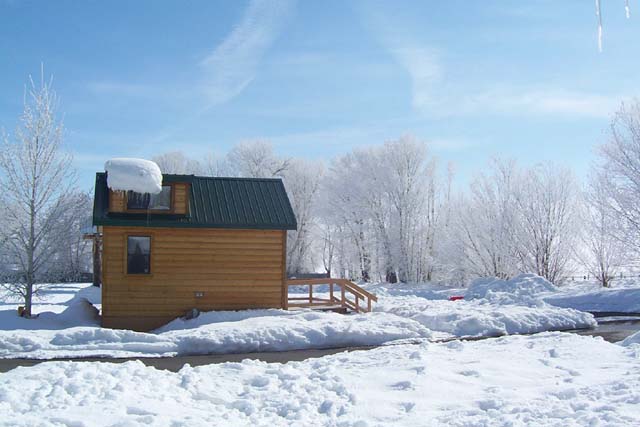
[{"left": 1, "top": 0, "right": 639, "bottom": 189}]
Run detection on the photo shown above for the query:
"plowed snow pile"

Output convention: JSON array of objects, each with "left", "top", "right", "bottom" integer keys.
[
  {"left": 375, "top": 274, "right": 595, "bottom": 338},
  {"left": 0, "top": 311, "right": 430, "bottom": 359}
]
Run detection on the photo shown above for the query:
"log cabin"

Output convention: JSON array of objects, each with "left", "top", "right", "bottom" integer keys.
[{"left": 92, "top": 172, "right": 297, "bottom": 331}]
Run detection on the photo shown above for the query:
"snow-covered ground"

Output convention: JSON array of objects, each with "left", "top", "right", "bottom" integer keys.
[
  {"left": 0, "top": 283, "right": 101, "bottom": 330},
  {"left": 3, "top": 274, "right": 640, "bottom": 359},
  {"left": 0, "top": 284, "right": 430, "bottom": 359},
  {"left": 2, "top": 332, "right": 639, "bottom": 427},
  {"left": 2, "top": 277, "right": 640, "bottom": 425},
  {"left": 4, "top": 274, "right": 640, "bottom": 359}
]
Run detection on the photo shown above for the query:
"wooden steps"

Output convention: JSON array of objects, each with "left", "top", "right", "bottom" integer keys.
[{"left": 285, "top": 278, "right": 377, "bottom": 313}]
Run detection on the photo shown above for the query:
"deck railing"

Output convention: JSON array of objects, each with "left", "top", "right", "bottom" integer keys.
[{"left": 285, "top": 278, "right": 377, "bottom": 313}]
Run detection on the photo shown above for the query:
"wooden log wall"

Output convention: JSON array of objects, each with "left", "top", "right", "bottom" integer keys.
[{"left": 101, "top": 226, "right": 287, "bottom": 331}]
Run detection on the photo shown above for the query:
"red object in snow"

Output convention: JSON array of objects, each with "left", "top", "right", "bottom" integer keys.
[{"left": 449, "top": 295, "right": 465, "bottom": 301}]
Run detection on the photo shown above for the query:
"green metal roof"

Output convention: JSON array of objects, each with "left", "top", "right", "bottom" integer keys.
[{"left": 93, "top": 172, "right": 297, "bottom": 230}]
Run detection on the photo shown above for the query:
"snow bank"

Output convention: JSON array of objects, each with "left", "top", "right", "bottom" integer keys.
[
  {"left": 377, "top": 296, "right": 595, "bottom": 337},
  {"left": 364, "top": 281, "right": 459, "bottom": 300},
  {"left": 39, "top": 298, "right": 99, "bottom": 327},
  {"left": 2, "top": 333, "right": 639, "bottom": 427},
  {"left": 545, "top": 288, "right": 640, "bottom": 314},
  {"left": 466, "top": 273, "right": 557, "bottom": 301},
  {"left": 105, "top": 158, "right": 162, "bottom": 194},
  {"left": 154, "top": 309, "right": 296, "bottom": 333},
  {"left": 371, "top": 274, "right": 593, "bottom": 338},
  {"left": 0, "top": 311, "right": 430, "bottom": 359},
  {"left": 620, "top": 330, "right": 640, "bottom": 347}
]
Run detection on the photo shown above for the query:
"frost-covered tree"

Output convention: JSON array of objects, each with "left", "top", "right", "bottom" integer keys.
[
  {"left": 325, "top": 148, "right": 389, "bottom": 281},
  {"left": 381, "top": 137, "right": 434, "bottom": 282},
  {"left": 152, "top": 150, "right": 230, "bottom": 176},
  {"left": 200, "top": 152, "right": 230, "bottom": 176},
  {"left": 0, "top": 73, "right": 76, "bottom": 316},
  {"left": 514, "top": 164, "right": 579, "bottom": 284},
  {"left": 226, "top": 141, "right": 321, "bottom": 275},
  {"left": 283, "top": 158, "right": 323, "bottom": 275},
  {"left": 322, "top": 136, "right": 445, "bottom": 283},
  {"left": 456, "top": 159, "right": 579, "bottom": 284},
  {"left": 596, "top": 100, "right": 640, "bottom": 253},
  {"left": 226, "top": 140, "right": 290, "bottom": 178},
  {"left": 152, "top": 151, "right": 202, "bottom": 174},
  {"left": 576, "top": 174, "right": 630, "bottom": 287},
  {"left": 456, "top": 159, "right": 519, "bottom": 280},
  {"left": 45, "top": 191, "right": 93, "bottom": 282},
  {"left": 323, "top": 153, "right": 374, "bottom": 281}
]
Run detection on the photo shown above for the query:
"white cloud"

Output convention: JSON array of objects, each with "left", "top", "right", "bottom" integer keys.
[{"left": 201, "top": 0, "right": 294, "bottom": 105}]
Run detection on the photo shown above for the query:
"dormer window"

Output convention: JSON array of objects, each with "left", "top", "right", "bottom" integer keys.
[{"left": 127, "top": 185, "right": 172, "bottom": 211}]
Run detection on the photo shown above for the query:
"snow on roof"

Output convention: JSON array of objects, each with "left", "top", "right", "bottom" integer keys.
[{"left": 105, "top": 158, "right": 162, "bottom": 194}]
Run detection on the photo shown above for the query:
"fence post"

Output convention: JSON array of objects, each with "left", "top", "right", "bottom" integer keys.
[{"left": 309, "top": 284, "right": 313, "bottom": 304}]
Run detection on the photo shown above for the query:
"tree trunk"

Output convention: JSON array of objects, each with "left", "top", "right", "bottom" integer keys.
[
  {"left": 386, "top": 270, "right": 398, "bottom": 283},
  {"left": 24, "top": 283, "right": 33, "bottom": 317},
  {"left": 25, "top": 196, "right": 36, "bottom": 317}
]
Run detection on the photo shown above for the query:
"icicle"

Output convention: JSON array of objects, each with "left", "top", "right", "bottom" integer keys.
[
  {"left": 595, "top": 0, "right": 603, "bottom": 52},
  {"left": 625, "top": 0, "right": 631, "bottom": 18}
]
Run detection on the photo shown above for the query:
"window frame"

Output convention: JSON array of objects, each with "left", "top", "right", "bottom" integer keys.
[
  {"left": 125, "top": 184, "right": 174, "bottom": 213},
  {"left": 125, "top": 234, "right": 153, "bottom": 276}
]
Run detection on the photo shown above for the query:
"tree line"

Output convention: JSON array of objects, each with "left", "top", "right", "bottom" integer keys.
[
  {"left": 2, "top": 74, "right": 639, "bottom": 315},
  {"left": 149, "top": 101, "right": 640, "bottom": 289}
]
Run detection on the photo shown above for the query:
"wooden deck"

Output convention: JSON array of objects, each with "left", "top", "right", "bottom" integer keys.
[{"left": 285, "top": 278, "right": 377, "bottom": 313}]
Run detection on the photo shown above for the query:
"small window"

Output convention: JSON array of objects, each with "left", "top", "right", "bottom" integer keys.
[
  {"left": 127, "top": 192, "right": 150, "bottom": 210},
  {"left": 127, "top": 236, "right": 151, "bottom": 274},
  {"left": 127, "top": 186, "right": 172, "bottom": 211}
]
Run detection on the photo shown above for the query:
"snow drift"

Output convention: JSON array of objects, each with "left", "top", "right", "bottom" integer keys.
[
  {"left": 373, "top": 274, "right": 594, "bottom": 338},
  {"left": 0, "top": 297, "right": 100, "bottom": 332},
  {"left": 377, "top": 296, "right": 595, "bottom": 337},
  {"left": 466, "top": 273, "right": 557, "bottom": 301},
  {"left": 105, "top": 158, "right": 162, "bottom": 194},
  {"left": 620, "top": 330, "right": 640, "bottom": 347},
  {"left": 545, "top": 288, "right": 640, "bottom": 314},
  {"left": 0, "top": 311, "right": 430, "bottom": 359}
]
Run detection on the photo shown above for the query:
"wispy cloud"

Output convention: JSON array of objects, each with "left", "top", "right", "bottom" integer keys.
[
  {"left": 388, "top": 46, "right": 442, "bottom": 112},
  {"left": 201, "top": 0, "right": 295, "bottom": 106},
  {"left": 451, "top": 87, "right": 622, "bottom": 118},
  {"left": 379, "top": 39, "right": 620, "bottom": 119},
  {"left": 358, "top": 3, "right": 624, "bottom": 120}
]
